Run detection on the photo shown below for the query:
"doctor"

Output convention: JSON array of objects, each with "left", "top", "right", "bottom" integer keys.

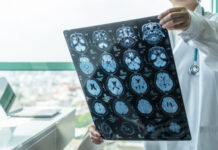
[{"left": 89, "top": 0, "right": 218, "bottom": 149}]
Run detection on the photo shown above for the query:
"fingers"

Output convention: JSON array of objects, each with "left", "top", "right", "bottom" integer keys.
[
  {"left": 158, "top": 7, "right": 191, "bottom": 31},
  {"left": 158, "top": 7, "right": 185, "bottom": 20},
  {"left": 90, "top": 133, "right": 104, "bottom": 144},
  {"left": 90, "top": 132, "right": 104, "bottom": 141},
  {"left": 166, "top": 22, "right": 188, "bottom": 30},
  {"left": 91, "top": 138, "right": 104, "bottom": 145},
  {"left": 89, "top": 125, "right": 101, "bottom": 137},
  {"left": 159, "top": 12, "right": 184, "bottom": 26},
  {"left": 89, "top": 131, "right": 102, "bottom": 140},
  {"left": 162, "top": 16, "right": 186, "bottom": 29},
  {"left": 163, "top": 13, "right": 190, "bottom": 30},
  {"left": 88, "top": 125, "right": 104, "bottom": 145}
]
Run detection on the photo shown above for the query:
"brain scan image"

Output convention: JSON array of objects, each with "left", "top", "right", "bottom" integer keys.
[
  {"left": 146, "top": 124, "right": 155, "bottom": 133},
  {"left": 92, "top": 30, "right": 112, "bottom": 51},
  {"left": 123, "top": 50, "right": 142, "bottom": 72},
  {"left": 130, "top": 74, "right": 148, "bottom": 95},
  {"left": 93, "top": 101, "right": 107, "bottom": 115},
  {"left": 70, "top": 33, "right": 88, "bottom": 53},
  {"left": 155, "top": 72, "right": 174, "bottom": 92},
  {"left": 79, "top": 56, "right": 95, "bottom": 75},
  {"left": 116, "top": 26, "right": 137, "bottom": 48},
  {"left": 142, "top": 22, "right": 165, "bottom": 45},
  {"left": 65, "top": 16, "right": 191, "bottom": 140},
  {"left": 114, "top": 100, "right": 129, "bottom": 115},
  {"left": 120, "top": 122, "right": 135, "bottom": 136},
  {"left": 161, "top": 97, "right": 179, "bottom": 114},
  {"left": 137, "top": 99, "right": 153, "bottom": 115},
  {"left": 107, "top": 76, "right": 124, "bottom": 96},
  {"left": 100, "top": 122, "right": 113, "bottom": 135},
  {"left": 148, "top": 46, "right": 168, "bottom": 68},
  {"left": 86, "top": 79, "right": 102, "bottom": 97},
  {"left": 101, "top": 53, "right": 118, "bottom": 73},
  {"left": 169, "top": 121, "right": 182, "bottom": 134}
]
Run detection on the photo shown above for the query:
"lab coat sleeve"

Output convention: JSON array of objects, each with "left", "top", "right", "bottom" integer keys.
[{"left": 178, "top": 11, "right": 218, "bottom": 71}]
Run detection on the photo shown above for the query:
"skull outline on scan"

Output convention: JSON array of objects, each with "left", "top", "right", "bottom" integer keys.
[
  {"left": 70, "top": 33, "right": 88, "bottom": 53},
  {"left": 116, "top": 26, "right": 138, "bottom": 49},
  {"left": 92, "top": 30, "right": 113, "bottom": 51},
  {"left": 142, "top": 22, "right": 165, "bottom": 45}
]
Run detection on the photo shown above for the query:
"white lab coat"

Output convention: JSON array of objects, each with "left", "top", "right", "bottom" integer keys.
[{"left": 144, "top": 4, "right": 218, "bottom": 150}]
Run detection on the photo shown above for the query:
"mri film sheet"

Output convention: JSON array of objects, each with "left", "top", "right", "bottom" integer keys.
[{"left": 64, "top": 16, "right": 191, "bottom": 140}]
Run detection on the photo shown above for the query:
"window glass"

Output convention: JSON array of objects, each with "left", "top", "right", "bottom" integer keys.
[
  {"left": 0, "top": 71, "right": 90, "bottom": 143},
  {"left": 201, "top": 0, "right": 212, "bottom": 11},
  {"left": 0, "top": 1, "right": 212, "bottom": 63},
  {"left": 0, "top": 1, "right": 213, "bottom": 149},
  {"left": 0, "top": 0, "right": 171, "bottom": 62}
]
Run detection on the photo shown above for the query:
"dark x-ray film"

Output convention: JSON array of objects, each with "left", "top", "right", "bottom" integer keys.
[{"left": 63, "top": 16, "right": 191, "bottom": 141}]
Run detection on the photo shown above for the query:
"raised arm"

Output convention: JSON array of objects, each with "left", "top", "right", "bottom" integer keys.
[
  {"left": 159, "top": 7, "right": 218, "bottom": 71},
  {"left": 178, "top": 11, "right": 218, "bottom": 71}
]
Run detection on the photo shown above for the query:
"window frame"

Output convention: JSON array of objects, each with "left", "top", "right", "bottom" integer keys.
[
  {"left": 214, "top": 0, "right": 218, "bottom": 12},
  {"left": 0, "top": 62, "right": 75, "bottom": 71}
]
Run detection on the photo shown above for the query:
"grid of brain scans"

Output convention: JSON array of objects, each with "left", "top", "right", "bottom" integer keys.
[{"left": 64, "top": 16, "right": 191, "bottom": 140}]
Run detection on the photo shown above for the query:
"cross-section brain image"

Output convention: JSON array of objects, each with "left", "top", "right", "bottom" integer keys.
[
  {"left": 92, "top": 30, "right": 112, "bottom": 51},
  {"left": 107, "top": 76, "right": 124, "bottom": 96},
  {"left": 70, "top": 33, "right": 88, "bottom": 53},
  {"left": 155, "top": 72, "right": 173, "bottom": 92},
  {"left": 169, "top": 121, "right": 182, "bottom": 134},
  {"left": 142, "top": 22, "right": 165, "bottom": 45},
  {"left": 137, "top": 99, "right": 153, "bottom": 115},
  {"left": 79, "top": 56, "right": 94, "bottom": 75},
  {"left": 161, "top": 97, "right": 178, "bottom": 114},
  {"left": 101, "top": 53, "right": 117, "bottom": 73},
  {"left": 114, "top": 100, "right": 129, "bottom": 115},
  {"left": 123, "top": 50, "right": 142, "bottom": 72},
  {"left": 86, "top": 79, "right": 102, "bottom": 97},
  {"left": 148, "top": 46, "right": 168, "bottom": 68},
  {"left": 93, "top": 101, "right": 107, "bottom": 115},
  {"left": 145, "top": 123, "right": 155, "bottom": 133},
  {"left": 116, "top": 26, "right": 137, "bottom": 48},
  {"left": 130, "top": 74, "right": 148, "bottom": 95},
  {"left": 120, "top": 122, "right": 135, "bottom": 136},
  {"left": 101, "top": 122, "right": 113, "bottom": 135}
]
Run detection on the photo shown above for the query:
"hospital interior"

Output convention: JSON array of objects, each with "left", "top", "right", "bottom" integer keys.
[{"left": 0, "top": 0, "right": 217, "bottom": 150}]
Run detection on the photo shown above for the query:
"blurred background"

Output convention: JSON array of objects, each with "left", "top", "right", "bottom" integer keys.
[{"left": 0, "top": 0, "right": 214, "bottom": 149}]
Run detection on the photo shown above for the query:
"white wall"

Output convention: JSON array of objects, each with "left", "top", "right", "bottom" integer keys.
[{"left": 0, "top": 0, "right": 211, "bottom": 62}]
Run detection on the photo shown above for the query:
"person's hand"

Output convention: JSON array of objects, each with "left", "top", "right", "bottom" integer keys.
[
  {"left": 158, "top": 7, "right": 191, "bottom": 31},
  {"left": 88, "top": 124, "right": 104, "bottom": 145}
]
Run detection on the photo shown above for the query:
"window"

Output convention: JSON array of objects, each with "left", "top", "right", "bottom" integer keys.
[
  {"left": 0, "top": 0, "right": 172, "bottom": 62},
  {"left": 201, "top": 0, "right": 212, "bottom": 11},
  {"left": 0, "top": 0, "right": 212, "bottom": 62},
  {"left": 0, "top": 1, "right": 213, "bottom": 149}
]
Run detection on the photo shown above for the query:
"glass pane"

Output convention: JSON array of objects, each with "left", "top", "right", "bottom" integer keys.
[
  {"left": 0, "top": 0, "right": 171, "bottom": 62},
  {"left": 0, "top": 71, "right": 90, "bottom": 141},
  {"left": 201, "top": 0, "right": 212, "bottom": 11},
  {"left": 0, "top": 71, "right": 83, "bottom": 107}
]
